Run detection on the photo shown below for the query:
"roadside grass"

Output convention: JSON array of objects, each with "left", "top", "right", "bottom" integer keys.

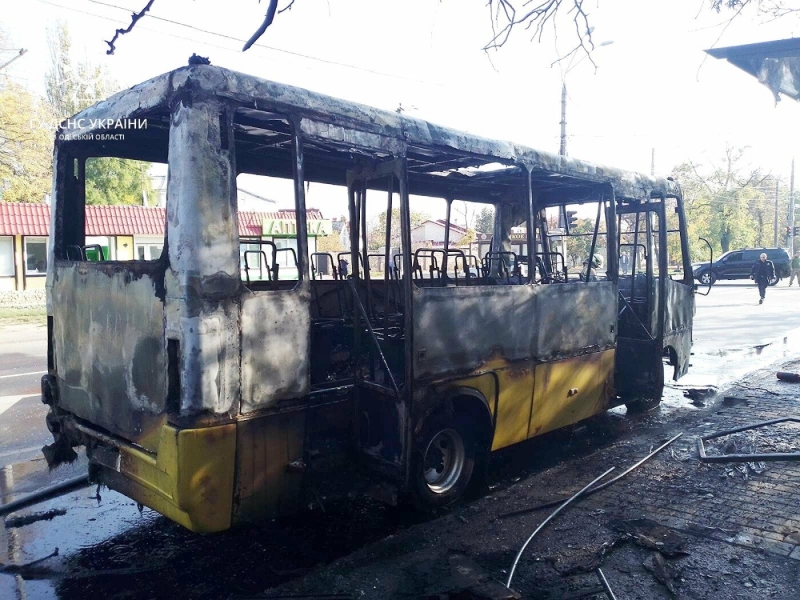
[{"left": 0, "top": 306, "right": 47, "bottom": 326}]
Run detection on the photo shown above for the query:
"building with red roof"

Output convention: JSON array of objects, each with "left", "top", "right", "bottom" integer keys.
[{"left": 0, "top": 203, "right": 329, "bottom": 291}]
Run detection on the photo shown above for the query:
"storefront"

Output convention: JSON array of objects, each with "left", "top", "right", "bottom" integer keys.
[{"left": 0, "top": 203, "right": 330, "bottom": 291}]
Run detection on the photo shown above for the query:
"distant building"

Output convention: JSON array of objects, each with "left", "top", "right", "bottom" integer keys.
[
  {"left": 411, "top": 219, "right": 468, "bottom": 247},
  {"left": 0, "top": 203, "right": 329, "bottom": 291}
]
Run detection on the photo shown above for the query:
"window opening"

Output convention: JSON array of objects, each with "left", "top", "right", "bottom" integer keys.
[
  {"left": 25, "top": 237, "right": 48, "bottom": 275},
  {"left": 233, "top": 109, "right": 304, "bottom": 291},
  {"left": 0, "top": 237, "right": 15, "bottom": 277}
]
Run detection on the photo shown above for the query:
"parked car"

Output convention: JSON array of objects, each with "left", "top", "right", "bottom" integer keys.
[{"left": 692, "top": 248, "right": 790, "bottom": 286}]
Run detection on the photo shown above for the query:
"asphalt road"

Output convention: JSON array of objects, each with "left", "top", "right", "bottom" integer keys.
[
  {"left": 0, "top": 323, "right": 49, "bottom": 468},
  {"left": 1, "top": 280, "right": 800, "bottom": 598},
  {"left": 693, "top": 279, "right": 800, "bottom": 351}
]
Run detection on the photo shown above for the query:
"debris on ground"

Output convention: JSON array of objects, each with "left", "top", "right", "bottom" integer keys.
[
  {"left": 682, "top": 387, "right": 717, "bottom": 407},
  {"left": 4, "top": 508, "right": 66, "bottom": 529},
  {"left": 0, "top": 547, "right": 59, "bottom": 576},
  {"left": 721, "top": 396, "right": 750, "bottom": 407},
  {"left": 610, "top": 519, "right": 689, "bottom": 558},
  {"left": 643, "top": 552, "right": 678, "bottom": 597},
  {"left": 776, "top": 371, "right": 800, "bottom": 383}
]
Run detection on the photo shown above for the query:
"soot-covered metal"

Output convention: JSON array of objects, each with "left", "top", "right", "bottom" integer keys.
[{"left": 41, "top": 64, "right": 695, "bottom": 530}]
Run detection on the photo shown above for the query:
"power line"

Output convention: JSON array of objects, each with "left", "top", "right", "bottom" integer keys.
[{"left": 37, "top": 0, "right": 441, "bottom": 87}]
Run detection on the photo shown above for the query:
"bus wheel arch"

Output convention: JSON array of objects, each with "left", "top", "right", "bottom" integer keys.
[
  {"left": 410, "top": 391, "right": 493, "bottom": 510},
  {"left": 662, "top": 345, "right": 681, "bottom": 380}
]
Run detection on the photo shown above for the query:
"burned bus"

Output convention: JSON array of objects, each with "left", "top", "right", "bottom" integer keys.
[{"left": 42, "top": 64, "right": 694, "bottom": 532}]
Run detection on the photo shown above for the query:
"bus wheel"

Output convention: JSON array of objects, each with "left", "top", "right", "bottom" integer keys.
[
  {"left": 625, "top": 395, "right": 661, "bottom": 413},
  {"left": 625, "top": 358, "right": 665, "bottom": 414},
  {"left": 411, "top": 414, "right": 476, "bottom": 509}
]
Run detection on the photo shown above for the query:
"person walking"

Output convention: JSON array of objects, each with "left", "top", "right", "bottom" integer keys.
[
  {"left": 790, "top": 251, "right": 800, "bottom": 286},
  {"left": 750, "top": 252, "right": 775, "bottom": 304}
]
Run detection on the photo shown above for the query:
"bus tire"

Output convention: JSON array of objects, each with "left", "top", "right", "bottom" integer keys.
[
  {"left": 625, "top": 395, "right": 661, "bottom": 413},
  {"left": 411, "top": 413, "right": 477, "bottom": 510},
  {"left": 625, "top": 356, "right": 665, "bottom": 414}
]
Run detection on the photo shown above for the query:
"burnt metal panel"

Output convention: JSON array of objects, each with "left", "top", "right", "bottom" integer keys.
[
  {"left": 240, "top": 287, "right": 311, "bottom": 413},
  {"left": 663, "top": 278, "right": 694, "bottom": 379},
  {"left": 55, "top": 65, "right": 681, "bottom": 202},
  {"left": 413, "top": 285, "right": 536, "bottom": 380},
  {"left": 532, "top": 282, "right": 617, "bottom": 359},
  {"left": 166, "top": 99, "right": 241, "bottom": 415},
  {"left": 51, "top": 263, "right": 166, "bottom": 448},
  {"left": 413, "top": 281, "right": 616, "bottom": 381}
]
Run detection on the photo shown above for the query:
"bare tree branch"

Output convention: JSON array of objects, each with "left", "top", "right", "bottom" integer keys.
[
  {"left": 483, "top": 0, "right": 596, "bottom": 67},
  {"left": 243, "top": 0, "right": 296, "bottom": 52},
  {"left": 105, "top": 0, "right": 156, "bottom": 55}
]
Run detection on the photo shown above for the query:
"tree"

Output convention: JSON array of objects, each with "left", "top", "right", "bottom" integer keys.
[
  {"left": 672, "top": 146, "right": 774, "bottom": 260},
  {"left": 0, "top": 83, "right": 54, "bottom": 203},
  {"left": 46, "top": 22, "right": 155, "bottom": 206},
  {"left": 475, "top": 206, "right": 495, "bottom": 233},
  {"left": 0, "top": 24, "right": 54, "bottom": 203},
  {"left": 368, "top": 208, "right": 430, "bottom": 251},
  {"left": 565, "top": 218, "right": 595, "bottom": 267}
]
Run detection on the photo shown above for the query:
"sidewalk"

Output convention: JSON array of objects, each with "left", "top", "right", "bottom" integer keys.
[{"left": 264, "top": 360, "right": 800, "bottom": 599}]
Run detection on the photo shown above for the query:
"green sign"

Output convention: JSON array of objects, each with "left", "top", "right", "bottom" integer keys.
[{"left": 262, "top": 219, "right": 332, "bottom": 237}]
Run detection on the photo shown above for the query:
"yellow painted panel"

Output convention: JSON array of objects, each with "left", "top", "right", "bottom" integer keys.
[
  {"left": 24, "top": 276, "right": 46, "bottom": 290},
  {"left": 234, "top": 411, "right": 306, "bottom": 522},
  {"left": 116, "top": 236, "right": 134, "bottom": 260},
  {"left": 529, "top": 349, "right": 615, "bottom": 439},
  {"left": 436, "top": 357, "right": 534, "bottom": 453},
  {"left": 116, "top": 422, "right": 236, "bottom": 532},
  {"left": 0, "top": 277, "right": 14, "bottom": 291},
  {"left": 491, "top": 363, "right": 535, "bottom": 451}
]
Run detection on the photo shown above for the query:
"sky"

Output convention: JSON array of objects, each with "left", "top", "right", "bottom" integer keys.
[{"left": 3, "top": 0, "right": 800, "bottom": 220}]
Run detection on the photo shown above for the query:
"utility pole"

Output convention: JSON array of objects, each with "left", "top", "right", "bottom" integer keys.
[
  {"left": 651, "top": 148, "right": 655, "bottom": 176},
  {"left": 774, "top": 179, "right": 780, "bottom": 247},
  {"left": 559, "top": 83, "right": 567, "bottom": 157},
  {"left": 789, "top": 158, "right": 796, "bottom": 255}
]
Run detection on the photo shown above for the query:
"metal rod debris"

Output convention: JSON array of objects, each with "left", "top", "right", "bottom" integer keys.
[
  {"left": 596, "top": 568, "right": 618, "bottom": 600},
  {"left": 0, "top": 475, "right": 90, "bottom": 517},
  {"left": 500, "top": 433, "right": 683, "bottom": 519},
  {"left": 506, "top": 467, "right": 615, "bottom": 588},
  {"left": 696, "top": 418, "right": 800, "bottom": 463}
]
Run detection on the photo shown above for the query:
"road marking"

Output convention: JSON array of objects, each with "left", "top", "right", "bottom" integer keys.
[
  {"left": 0, "top": 395, "right": 37, "bottom": 417},
  {"left": 0, "top": 445, "right": 43, "bottom": 460},
  {"left": 0, "top": 370, "right": 46, "bottom": 380}
]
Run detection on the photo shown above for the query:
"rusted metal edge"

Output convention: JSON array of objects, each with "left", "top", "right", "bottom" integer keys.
[{"left": 696, "top": 417, "right": 800, "bottom": 463}]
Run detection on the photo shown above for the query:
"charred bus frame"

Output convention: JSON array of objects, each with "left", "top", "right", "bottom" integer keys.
[{"left": 42, "top": 65, "right": 695, "bottom": 532}]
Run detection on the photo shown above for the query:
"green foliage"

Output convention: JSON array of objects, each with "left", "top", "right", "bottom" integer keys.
[
  {"left": 44, "top": 22, "right": 153, "bottom": 206},
  {"left": 368, "top": 208, "right": 429, "bottom": 251},
  {"left": 475, "top": 206, "right": 495, "bottom": 233},
  {"left": 672, "top": 147, "right": 779, "bottom": 262},
  {"left": 85, "top": 158, "right": 155, "bottom": 206},
  {"left": 565, "top": 218, "right": 599, "bottom": 267},
  {"left": 0, "top": 82, "right": 54, "bottom": 202}
]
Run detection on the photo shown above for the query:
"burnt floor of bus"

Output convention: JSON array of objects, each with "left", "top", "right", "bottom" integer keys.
[{"left": 52, "top": 411, "right": 635, "bottom": 600}]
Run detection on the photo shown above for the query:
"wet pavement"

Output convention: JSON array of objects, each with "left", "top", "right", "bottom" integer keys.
[{"left": 1, "top": 282, "right": 800, "bottom": 598}]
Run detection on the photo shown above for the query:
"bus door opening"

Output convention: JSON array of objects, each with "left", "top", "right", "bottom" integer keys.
[{"left": 347, "top": 161, "right": 408, "bottom": 474}]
